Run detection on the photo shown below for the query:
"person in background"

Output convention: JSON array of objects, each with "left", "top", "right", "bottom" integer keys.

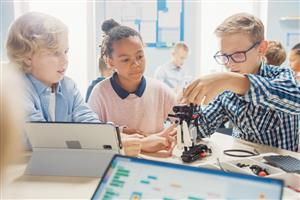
[
  {"left": 264, "top": 40, "right": 286, "bottom": 66},
  {"left": 182, "top": 13, "right": 300, "bottom": 152},
  {"left": 289, "top": 43, "right": 300, "bottom": 82},
  {"left": 85, "top": 19, "right": 118, "bottom": 102},
  {"left": 88, "top": 22, "right": 177, "bottom": 154},
  {"left": 154, "top": 42, "right": 190, "bottom": 93},
  {"left": 5, "top": 12, "right": 141, "bottom": 157}
]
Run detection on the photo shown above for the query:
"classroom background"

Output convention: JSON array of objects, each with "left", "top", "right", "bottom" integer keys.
[{"left": 1, "top": 0, "right": 300, "bottom": 95}]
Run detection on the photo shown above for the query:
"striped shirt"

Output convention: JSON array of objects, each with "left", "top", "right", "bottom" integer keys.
[{"left": 197, "top": 63, "right": 300, "bottom": 151}]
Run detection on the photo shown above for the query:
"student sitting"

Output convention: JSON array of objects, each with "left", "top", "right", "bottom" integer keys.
[
  {"left": 154, "top": 42, "right": 190, "bottom": 93},
  {"left": 85, "top": 19, "right": 118, "bottom": 102},
  {"left": 6, "top": 12, "right": 98, "bottom": 122},
  {"left": 88, "top": 21, "right": 177, "bottom": 154},
  {"left": 289, "top": 43, "right": 300, "bottom": 82},
  {"left": 6, "top": 12, "right": 141, "bottom": 156},
  {"left": 182, "top": 13, "right": 300, "bottom": 151},
  {"left": 264, "top": 40, "right": 286, "bottom": 66}
]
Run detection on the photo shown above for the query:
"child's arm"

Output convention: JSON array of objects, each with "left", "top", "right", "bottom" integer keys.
[
  {"left": 71, "top": 83, "right": 100, "bottom": 122},
  {"left": 183, "top": 69, "right": 300, "bottom": 114},
  {"left": 196, "top": 93, "right": 230, "bottom": 137},
  {"left": 182, "top": 72, "right": 249, "bottom": 105},
  {"left": 121, "top": 134, "right": 143, "bottom": 156},
  {"left": 140, "top": 133, "right": 174, "bottom": 154}
]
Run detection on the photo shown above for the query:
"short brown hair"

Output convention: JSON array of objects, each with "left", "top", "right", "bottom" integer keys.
[
  {"left": 173, "top": 42, "right": 189, "bottom": 52},
  {"left": 264, "top": 41, "right": 286, "bottom": 66},
  {"left": 215, "top": 12, "right": 264, "bottom": 43}
]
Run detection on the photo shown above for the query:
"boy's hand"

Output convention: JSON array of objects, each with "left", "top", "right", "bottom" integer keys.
[{"left": 182, "top": 72, "right": 249, "bottom": 105}]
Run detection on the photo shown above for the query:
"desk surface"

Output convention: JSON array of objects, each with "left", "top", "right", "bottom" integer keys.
[{"left": 3, "top": 133, "right": 300, "bottom": 199}]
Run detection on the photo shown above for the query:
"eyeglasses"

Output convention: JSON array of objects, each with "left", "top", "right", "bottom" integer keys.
[{"left": 214, "top": 41, "right": 261, "bottom": 65}]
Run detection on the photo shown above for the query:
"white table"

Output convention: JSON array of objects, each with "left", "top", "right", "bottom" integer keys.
[{"left": 3, "top": 133, "right": 300, "bottom": 199}]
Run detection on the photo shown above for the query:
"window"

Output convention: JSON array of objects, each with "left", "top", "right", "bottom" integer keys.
[
  {"left": 14, "top": 1, "right": 90, "bottom": 95},
  {"left": 104, "top": 0, "right": 184, "bottom": 48}
]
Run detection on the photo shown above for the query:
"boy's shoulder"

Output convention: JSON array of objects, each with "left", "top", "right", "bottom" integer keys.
[{"left": 261, "top": 63, "right": 293, "bottom": 77}]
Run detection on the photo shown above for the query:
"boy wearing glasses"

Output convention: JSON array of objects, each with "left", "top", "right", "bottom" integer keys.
[{"left": 182, "top": 13, "right": 300, "bottom": 151}]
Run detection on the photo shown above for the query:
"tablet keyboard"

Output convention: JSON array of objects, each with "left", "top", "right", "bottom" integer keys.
[{"left": 263, "top": 155, "right": 300, "bottom": 173}]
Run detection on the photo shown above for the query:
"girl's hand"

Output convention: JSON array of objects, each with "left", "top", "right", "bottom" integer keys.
[
  {"left": 122, "top": 137, "right": 142, "bottom": 157},
  {"left": 141, "top": 134, "right": 175, "bottom": 155},
  {"left": 122, "top": 127, "right": 147, "bottom": 136},
  {"left": 157, "top": 123, "right": 177, "bottom": 137}
]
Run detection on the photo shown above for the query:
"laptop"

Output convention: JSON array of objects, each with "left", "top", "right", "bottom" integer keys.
[
  {"left": 91, "top": 155, "right": 283, "bottom": 199},
  {"left": 25, "top": 122, "right": 122, "bottom": 177}
]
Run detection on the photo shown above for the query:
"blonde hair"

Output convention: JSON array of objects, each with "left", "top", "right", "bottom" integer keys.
[
  {"left": 215, "top": 12, "right": 264, "bottom": 43},
  {"left": 6, "top": 12, "right": 68, "bottom": 72},
  {"left": 0, "top": 62, "right": 24, "bottom": 172},
  {"left": 264, "top": 41, "right": 286, "bottom": 66},
  {"left": 173, "top": 42, "right": 189, "bottom": 52}
]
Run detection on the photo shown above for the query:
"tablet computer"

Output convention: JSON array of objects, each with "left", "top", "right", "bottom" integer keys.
[
  {"left": 24, "top": 122, "right": 121, "bottom": 177},
  {"left": 91, "top": 155, "right": 283, "bottom": 199}
]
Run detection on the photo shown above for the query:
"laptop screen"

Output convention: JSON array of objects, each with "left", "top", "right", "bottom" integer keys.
[{"left": 91, "top": 155, "right": 283, "bottom": 199}]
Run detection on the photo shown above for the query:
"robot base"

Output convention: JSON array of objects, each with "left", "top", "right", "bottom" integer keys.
[{"left": 181, "top": 144, "right": 212, "bottom": 163}]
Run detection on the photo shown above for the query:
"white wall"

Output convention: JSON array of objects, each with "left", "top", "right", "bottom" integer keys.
[
  {"left": 12, "top": 1, "right": 90, "bottom": 96},
  {"left": 0, "top": 1, "right": 14, "bottom": 62},
  {"left": 266, "top": 1, "right": 300, "bottom": 66},
  {"left": 2, "top": 1, "right": 299, "bottom": 97},
  {"left": 93, "top": 1, "right": 197, "bottom": 81}
]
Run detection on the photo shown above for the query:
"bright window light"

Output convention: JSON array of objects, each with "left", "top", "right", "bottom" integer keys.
[{"left": 24, "top": 1, "right": 88, "bottom": 95}]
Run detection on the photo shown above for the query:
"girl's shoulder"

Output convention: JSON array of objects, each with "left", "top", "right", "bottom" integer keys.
[
  {"left": 88, "top": 78, "right": 113, "bottom": 99},
  {"left": 145, "top": 76, "right": 175, "bottom": 96},
  {"left": 93, "top": 77, "right": 111, "bottom": 91}
]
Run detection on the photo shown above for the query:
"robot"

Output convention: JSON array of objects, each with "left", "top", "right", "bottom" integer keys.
[{"left": 168, "top": 104, "right": 212, "bottom": 163}]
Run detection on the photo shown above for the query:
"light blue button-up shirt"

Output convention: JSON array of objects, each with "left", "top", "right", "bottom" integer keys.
[
  {"left": 154, "top": 62, "right": 188, "bottom": 90},
  {"left": 24, "top": 74, "right": 100, "bottom": 122}
]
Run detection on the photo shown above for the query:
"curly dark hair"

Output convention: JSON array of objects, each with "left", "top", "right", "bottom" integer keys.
[{"left": 100, "top": 20, "right": 143, "bottom": 59}]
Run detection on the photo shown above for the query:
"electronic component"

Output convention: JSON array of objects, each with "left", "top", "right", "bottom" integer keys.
[
  {"left": 169, "top": 104, "right": 212, "bottom": 163},
  {"left": 181, "top": 144, "right": 212, "bottom": 163},
  {"left": 250, "top": 165, "right": 269, "bottom": 177}
]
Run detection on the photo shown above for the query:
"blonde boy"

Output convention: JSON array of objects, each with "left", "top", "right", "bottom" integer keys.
[
  {"left": 264, "top": 40, "right": 286, "bottom": 66},
  {"left": 6, "top": 12, "right": 99, "bottom": 122},
  {"left": 183, "top": 13, "right": 300, "bottom": 151},
  {"left": 154, "top": 42, "right": 189, "bottom": 91}
]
